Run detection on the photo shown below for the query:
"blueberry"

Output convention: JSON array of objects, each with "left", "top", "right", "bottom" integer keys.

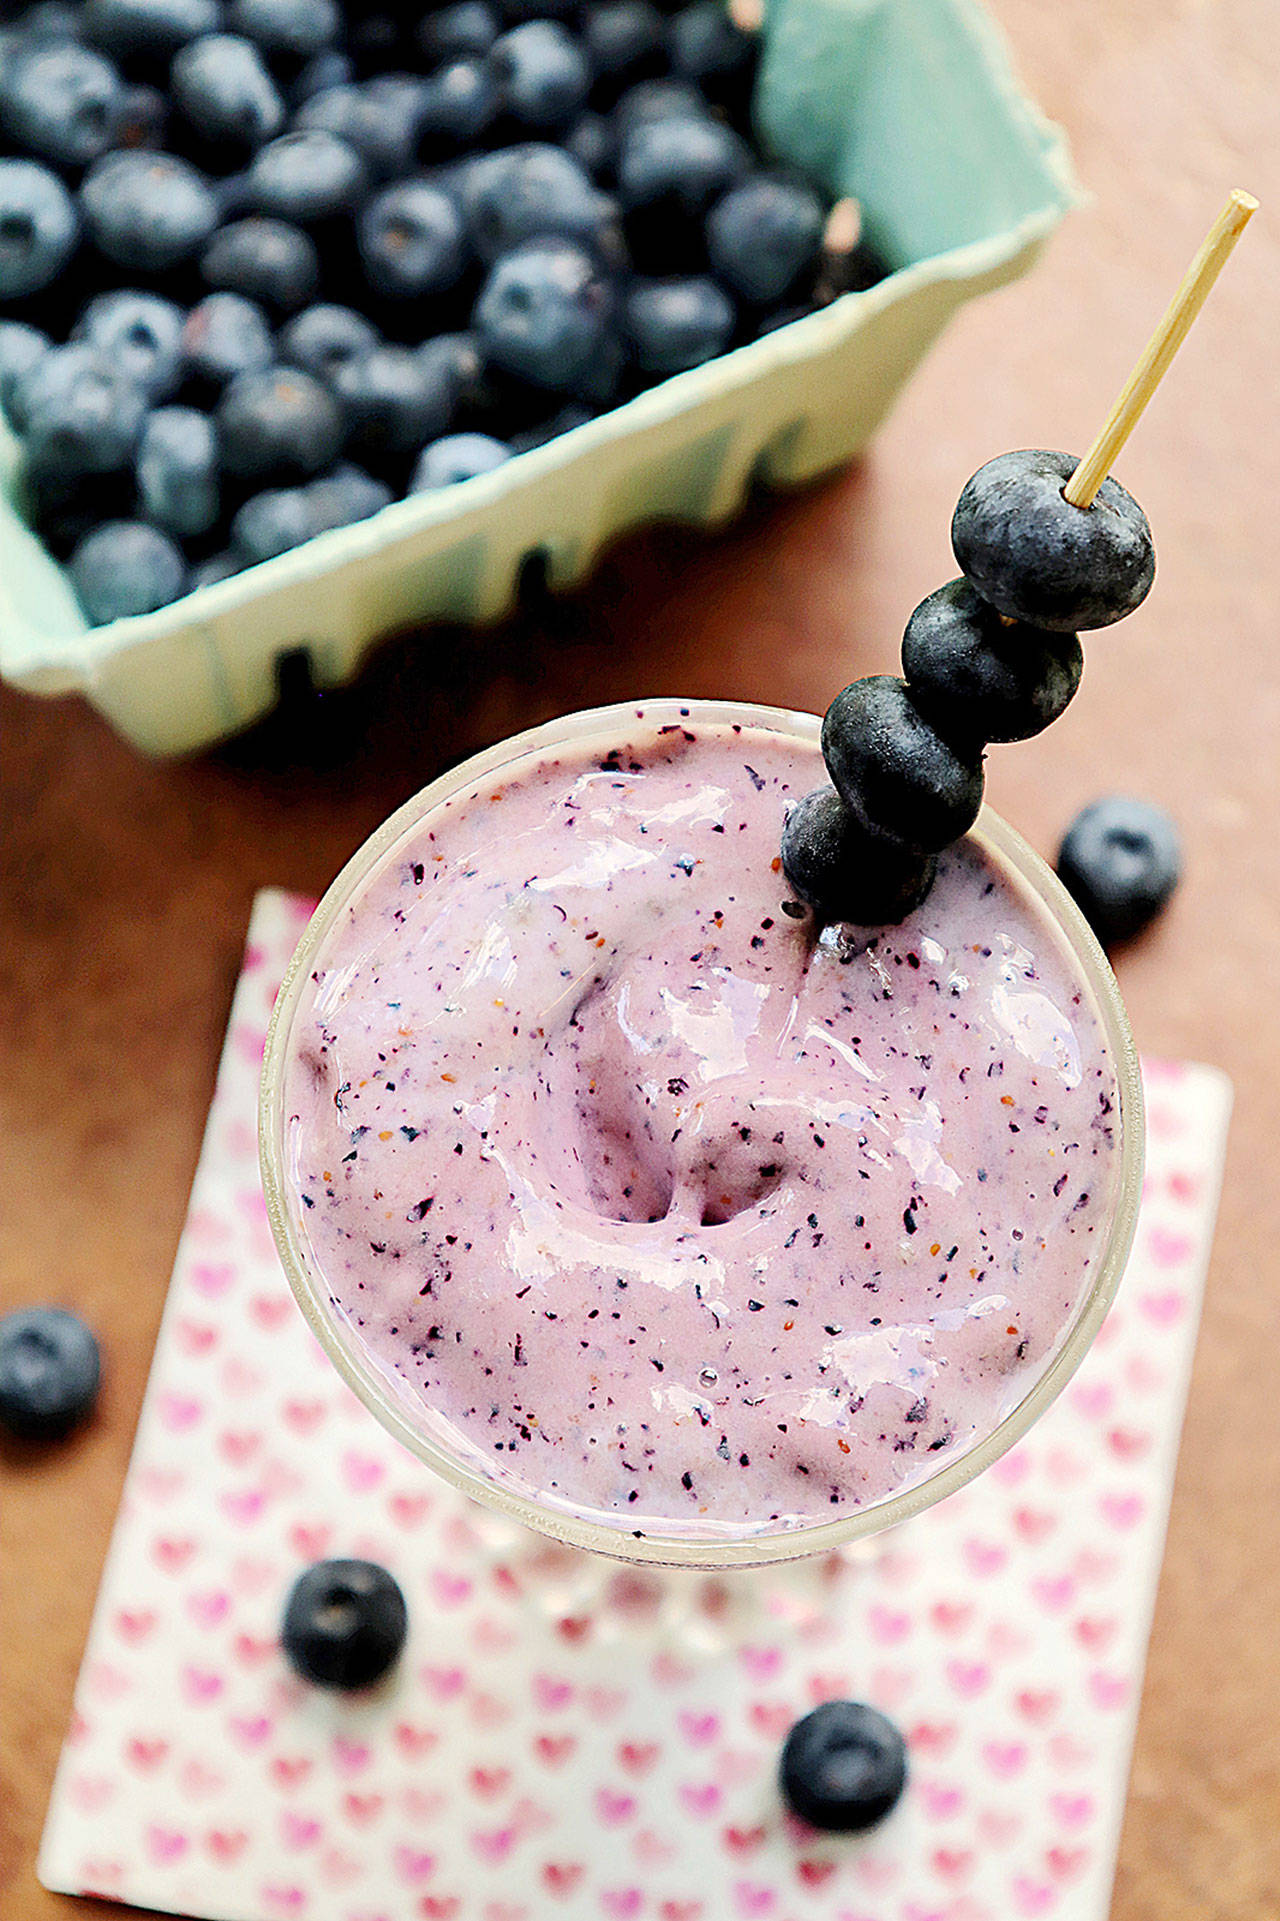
[
  {"left": 200, "top": 214, "right": 319, "bottom": 310},
  {"left": 474, "top": 237, "right": 615, "bottom": 393},
  {"left": 414, "top": 329, "right": 486, "bottom": 410},
  {"left": 1056, "top": 796, "right": 1181, "bottom": 946},
  {"left": 0, "top": 40, "right": 123, "bottom": 168},
  {"left": 81, "top": 0, "right": 222, "bottom": 62},
  {"left": 414, "top": 59, "right": 501, "bottom": 153},
  {"left": 227, "top": 0, "right": 341, "bottom": 62},
  {"left": 583, "top": 3, "right": 667, "bottom": 94},
  {"left": 623, "top": 274, "right": 733, "bottom": 374},
  {"left": 612, "top": 76, "right": 705, "bottom": 135},
  {"left": 279, "top": 301, "right": 378, "bottom": 384},
  {"left": 617, "top": 114, "right": 750, "bottom": 220},
  {"left": 230, "top": 481, "right": 313, "bottom": 560},
  {"left": 190, "top": 546, "right": 243, "bottom": 586},
  {"left": 822, "top": 676, "right": 984, "bottom": 854},
  {"left": 136, "top": 403, "right": 219, "bottom": 534},
  {"left": 780, "top": 787, "right": 935, "bottom": 927},
  {"left": 18, "top": 343, "right": 147, "bottom": 477},
  {"left": 707, "top": 176, "right": 825, "bottom": 306},
  {"left": 506, "top": 397, "right": 593, "bottom": 451},
  {"left": 669, "top": 0, "right": 757, "bottom": 107},
  {"left": 0, "top": 319, "right": 50, "bottom": 425},
  {"left": 951, "top": 449, "right": 1155, "bottom": 632},
  {"left": 80, "top": 150, "right": 217, "bottom": 271},
  {"left": 171, "top": 34, "right": 285, "bottom": 151},
  {"left": 0, "top": 1307, "right": 101, "bottom": 1442},
  {"left": 779, "top": 1701, "right": 908, "bottom": 1832},
  {"left": 460, "top": 143, "right": 618, "bottom": 264},
  {"left": 281, "top": 1558, "right": 407, "bottom": 1690},
  {"left": 109, "top": 80, "right": 168, "bottom": 148},
  {"left": 73, "top": 290, "right": 184, "bottom": 401},
  {"left": 410, "top": 430, "right": 511, "bottom": 490},
  {"left": 488, "top": 20, "right": 591, "bottom": 132},
  {"left": 901, "top": 578, "right": 1083, "bottom": 745},
  {"left": 0, "top": 160, "right": 77, "bottom": 301},
  {"left": 418, "top": 1, "right": 499, "bottom": 64},
  {"left": 18, "top": 4, "right": 86, "bottom": 44},
  {"left": 216, "top": 364, "right": 342, "bottom": 478},
  {"left": 564, "top": 108, "right": 614, "bottom": 179},
  {"left": 295, "top": 80, "right": 421, "bottom": 180},
  {"left": 331, "top": 344, "right": 454, "bottom": 457},
  {"left": 69, "top": 518, "right": 187, "bottom": 621},
  {"left": 357, "top": 182, "right": 466, "bottom": 301},
  {"left": 305, "top": 459, "right": 391, "bottom": 530},
  {"left": 286, "top": 48, "right": 353, "bottom": 107},
  {"left": 245, "top": 131, "right": 366, "bottom": 226},
  {"left": 181, "top": 290, "right": 273, "bottom": 394}
]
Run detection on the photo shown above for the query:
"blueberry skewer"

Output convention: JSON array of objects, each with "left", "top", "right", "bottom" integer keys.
[{"left": 784, "top": 189, "right": 1257, "bottom": 928}]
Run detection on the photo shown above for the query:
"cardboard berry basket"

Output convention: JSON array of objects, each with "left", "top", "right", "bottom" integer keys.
[{"left": 0, "top": 0, "right": 1075, "bottom": 756}]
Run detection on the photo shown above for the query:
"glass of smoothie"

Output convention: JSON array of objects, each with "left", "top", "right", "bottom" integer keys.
[{"left": 259, "top": 698, "right": 1143, "bottom": 1570}]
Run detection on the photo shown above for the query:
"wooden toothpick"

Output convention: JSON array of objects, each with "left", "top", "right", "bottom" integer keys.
[{"left": 1063, "top": 188, "right": 1257, "bottom": 510}]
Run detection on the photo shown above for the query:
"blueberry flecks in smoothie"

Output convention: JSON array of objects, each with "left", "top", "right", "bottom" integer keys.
[{"left": 285, "top": 721, "right": 1122, "bottom": 1540}]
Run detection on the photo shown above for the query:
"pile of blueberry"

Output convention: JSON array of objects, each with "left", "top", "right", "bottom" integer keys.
[
  {"left": 782, "top": 447, "right": 1165, "bottom": 932},
  {"left": 0, "top": 0, "right": 880, "bottom": 627}
]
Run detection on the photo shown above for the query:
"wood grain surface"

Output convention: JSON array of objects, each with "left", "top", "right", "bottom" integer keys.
[{"left": 2, "top": 1, "right": 1277, "bottom": 1916}]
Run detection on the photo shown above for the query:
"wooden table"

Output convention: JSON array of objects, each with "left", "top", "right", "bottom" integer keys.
[{"left": 2, "top": 1, "right": 1277, "bottom": 1915}]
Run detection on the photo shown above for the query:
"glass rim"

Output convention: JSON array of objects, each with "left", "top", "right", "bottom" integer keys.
[{"left": 259, "top": 697, "right": 1145, "bottom": 1568}]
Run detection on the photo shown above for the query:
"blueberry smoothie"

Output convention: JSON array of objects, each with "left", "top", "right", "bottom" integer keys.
[{"left": 273, "top": 704, "right": 1130, "bottom": 1549}]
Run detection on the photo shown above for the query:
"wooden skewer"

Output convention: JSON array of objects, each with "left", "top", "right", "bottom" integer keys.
[
  {"left": 1063, "top": 188, "right": 1257, "bottom": 509},
  {"left": 728, "top": 0, "right": 765, "bottom": 30}
]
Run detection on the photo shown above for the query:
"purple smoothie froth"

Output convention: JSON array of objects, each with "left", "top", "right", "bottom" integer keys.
[{"left": 283, "top": 719, "right": 1122, "bottom": 1542}]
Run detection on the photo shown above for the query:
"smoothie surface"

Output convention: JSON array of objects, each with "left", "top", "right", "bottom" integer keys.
[{"left": 283, "top": 714, "right": 1122, "bottom": 1541}]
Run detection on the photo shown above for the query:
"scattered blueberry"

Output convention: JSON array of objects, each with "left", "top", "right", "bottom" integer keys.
[
  {"left": 779, "top": 1700, "right": 908, "bottom": 1832},
  {"left": 281, "top": 1558, "right": 407, "bottom": 1689},
  {"left": 781, "top": 785, "right": 937, "bottom": 926},
  {"left": 0, "top": 38, "right": 123, "bottom": 169},
  {"left": 180, "top": 290, "right": 273, "bottom": 397},
  {"left": 617, "top": 112, "right": 750, "bottom": 221},
  {"left": 410, "top": 429, "right": 511, "bottom": 490},
  {"left": 200, "top": 214, "right": 319, "bottom": 310},
  {"left": 305, "top": 459, "right": 391, "bottom": 530},
  {"left": 80, "top": 149, "right": 217, "bottom": 271},
  {"left": 951, "top": 448, "right": 1156, "bottom": 631},
  {"left": 110, "top": 80, "right": 169, "bottom": 149},
  {"left": 69, "top": 516, "right": 187, "bottom": 620},
  {"left": 1056, "top": 796, "right": 1181, "bottom": 946},
  {"left": 227, "top": 0, "right": 340, "bottom": 62},
  {"left": 72, "top": 289, "right": 183, "bottom": 401},
  {"left": 245, "top": 130, "right": 366, "bottom": 226},
  {"left": 901, "top": 577, "right": 1083, "bottom": 745},
  {"left": 488, "top": 19, "right": 591, "bottom": 132},
  {"left": 474, "top": 236, "right": 615, "bottom": 392},
  {"left": 822, "top": 675, "right": 985, "bottom": 854},
  {"left": 611, "top": 74, "right": 705, "bottom": 135},
  {"left": 460, "top": 142, "right": 617, "bottom": 264},
  {"left": 414, "top": 328, "right": 487, "bottom": 410},
  {"left": 0, "top": 159, "right": 78, "bottom": 302},
  {"left": 189, "top": 545, "right": 243, "bottom": 586},
  {"left": 286, "top": 47, "right": 353, "bottom": 106},
  {"left": 623, "top": 273, "right": 733, "bottom": 373},
  {"left": 18, "top": 342, "right": 147, "bottom": 476},
  {"left": 564, "top": 107, "right": 614, "bottom": 178},
  {"left": 668, "top": 0, "right": 757, "bottom": 105},
  {"left": 81, "top": 0, "right": 222, "bottom": 62},
  {"left": 216, "top": 363, "right": 342, "bottom": 479},
  {"left": 415, "top": 59, "right": 501, "bottom": 152},
  {"left": 279, "top": 301, "right": 378, "bottom": 384},
  {"left": 0, "top": 318, "right": 50, "bottom": 425},
  {"left": 357, "top": 181, "right": 466, "bottom": 301},
  {"left": 170, "top": 32, "right": 285, "bottom": 152},
  {"left": 295, "top": 78, "right": 421, "bottom": 180},
  {"left": 0, "top": 1306, "right": 101, "bottom": 1442},
  {"left": 418, "top": 1, "right": 499, "bottom": 65},
  {"left": 707, "top": 176, "right": 825, "bottom": 305},
  {"left": 136, "top": 403, "right": 219, "bottom": 535},
  {"left": 332, "top": 343, "right": 454, "bottom": 457},
  {"left": 230, "top": 479, "right": 314, "bottom": 560},
  {"left": 583, "top": 2, "right": 667, "bottom": 95}
]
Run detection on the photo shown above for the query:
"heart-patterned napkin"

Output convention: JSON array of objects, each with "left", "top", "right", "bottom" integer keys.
[{"left": 38, "top": 890, "right": 1232, "bottom": 1921}]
